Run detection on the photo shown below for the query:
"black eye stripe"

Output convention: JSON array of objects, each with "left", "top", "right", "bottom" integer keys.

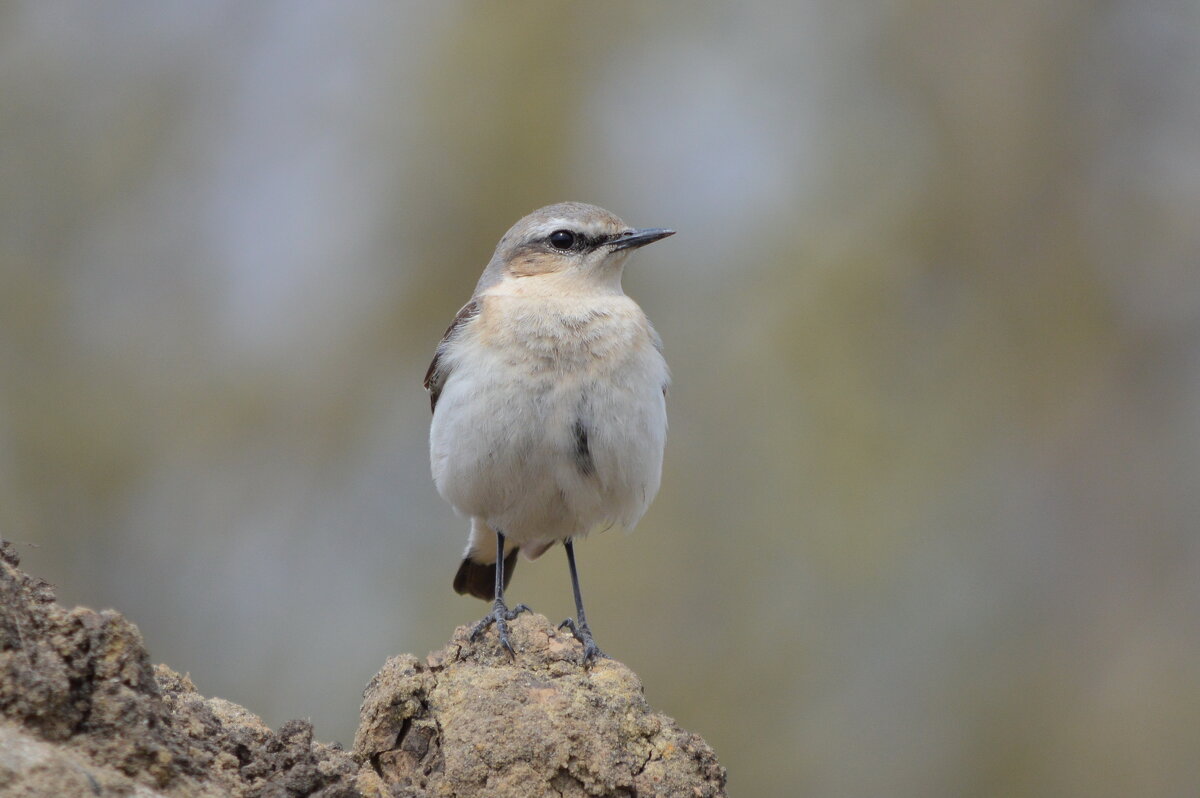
[{"left": 541, "top": 230, "right": 615, "bottom": 252}]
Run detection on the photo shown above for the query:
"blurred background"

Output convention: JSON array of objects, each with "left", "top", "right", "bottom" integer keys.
[{"left": 3, "top": 2, "right": 1198, "bottom": 796}]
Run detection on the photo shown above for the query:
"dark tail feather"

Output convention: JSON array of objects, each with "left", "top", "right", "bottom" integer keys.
[{"left": 453, "top": 547, "right": 518, "bottom": 600}]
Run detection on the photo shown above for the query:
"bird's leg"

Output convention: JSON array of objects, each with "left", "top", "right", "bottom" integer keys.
[
  {"left": 558, "top": 538, "right": 606, "bottom": 663},
  {"left": 469, "top": 530, "right": 529, "bottom": 655}
]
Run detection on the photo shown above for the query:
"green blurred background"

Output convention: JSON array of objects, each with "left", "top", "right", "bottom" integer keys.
[{"left": 3, "top": 2, "right": 1199, "bottom": 796}]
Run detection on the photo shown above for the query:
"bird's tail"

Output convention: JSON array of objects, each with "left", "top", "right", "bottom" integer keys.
[{"left": 452, "top": 519, "right": 518, "bottom": 600}]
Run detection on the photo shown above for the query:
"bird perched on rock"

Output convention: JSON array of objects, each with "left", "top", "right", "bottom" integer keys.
[{"left": 424, "top": 202, "right": 673, "bottom": 662}]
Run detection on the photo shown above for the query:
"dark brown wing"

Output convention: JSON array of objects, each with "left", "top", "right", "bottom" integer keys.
[{"left": 424, "top": 299, "right": 480, "bottom": 413}]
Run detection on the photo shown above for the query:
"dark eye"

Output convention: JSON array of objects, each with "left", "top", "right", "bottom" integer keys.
[{"left": 548, "top": 230, "right": 576, "bottom": 250}]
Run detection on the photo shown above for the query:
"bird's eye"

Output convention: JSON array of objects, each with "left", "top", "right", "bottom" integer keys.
[{"left": 548, "top": 230, "right": 576, "bottom": 250}]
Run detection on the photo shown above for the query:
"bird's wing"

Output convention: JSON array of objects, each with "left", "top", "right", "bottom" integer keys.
[{"left": 424, "top": 299, "right": 481, "bottom": 413}]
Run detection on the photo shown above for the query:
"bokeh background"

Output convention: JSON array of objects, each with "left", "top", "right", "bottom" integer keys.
[{"left": 4, "top": 2, "right": 1199, "bottom": 796}]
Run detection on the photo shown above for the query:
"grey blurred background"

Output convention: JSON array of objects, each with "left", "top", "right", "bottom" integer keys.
[{"left": 3, "top": 2, "right": 1199, "bottom": 796}]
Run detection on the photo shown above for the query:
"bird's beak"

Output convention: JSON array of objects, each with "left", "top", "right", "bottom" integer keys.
[{"left": 608, "top": 228, "right": 675, "bottom": 251}]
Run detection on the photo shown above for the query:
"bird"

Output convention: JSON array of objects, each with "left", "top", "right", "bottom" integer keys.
[{"left": 424, "top": 202, "right": 673, "bottom": 662}]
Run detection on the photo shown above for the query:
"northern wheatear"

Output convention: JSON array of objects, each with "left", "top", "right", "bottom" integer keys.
[{"left": 424, "top": 202, "right": 673, "bottom": 662}]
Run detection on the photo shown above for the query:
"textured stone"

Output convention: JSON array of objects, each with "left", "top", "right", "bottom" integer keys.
[
  {"left": 0, "top": 542, "right": 357, "bottom": 797},
  {"left": 354, "top": 613, "right": 727, "bottom": 798},
  {"left": 1, "top": 541, "right": 726, "bottom": 797}
]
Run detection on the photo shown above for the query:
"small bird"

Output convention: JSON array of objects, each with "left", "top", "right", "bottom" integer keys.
[{"left": 424, "top": 202, "right": 673, "bottom": 662}]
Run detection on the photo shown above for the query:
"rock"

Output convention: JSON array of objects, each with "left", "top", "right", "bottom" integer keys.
[
  {"left": 0, "top": 541, "right": 727, "bottom": 797},
  {"left": 0, "top": 541, "right": 358, "bottom": 797},
  {"left": 354, "top": 613, "right": 727, "bottom": 798}
]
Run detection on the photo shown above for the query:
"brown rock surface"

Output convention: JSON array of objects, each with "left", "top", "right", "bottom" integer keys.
[
  {"left": 0, "top": 541, "right": 727, "bottom": 797},
  {"left": 354, "top": 613, "right": 727, "bottom": 797},
  {"left": 0, "top": 541, "right": 358, "bottom": 797}
]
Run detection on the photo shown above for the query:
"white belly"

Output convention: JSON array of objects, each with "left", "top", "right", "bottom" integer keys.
[{"left": 429, "top": 300, "right": 667, "bottom": 549}]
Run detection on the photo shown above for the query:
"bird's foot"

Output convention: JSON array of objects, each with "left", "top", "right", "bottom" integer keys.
[
  {"left": 558, "top": 618, "right": 607, "bottom": 664},
  {"left": 470, "top": 599, "right": 530, "bottom": 655}
]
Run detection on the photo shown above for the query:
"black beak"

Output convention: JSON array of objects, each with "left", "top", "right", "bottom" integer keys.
[{"left": 608, "top": 227, "right": 675, "bottom": 251}]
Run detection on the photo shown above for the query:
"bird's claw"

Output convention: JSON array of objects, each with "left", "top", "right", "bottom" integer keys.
[
  {"left": 471, "top": 600, "right": 530, "bottom": 655},
  {"left": 558, "top": 617, "right": 607, "bottom": 664}
]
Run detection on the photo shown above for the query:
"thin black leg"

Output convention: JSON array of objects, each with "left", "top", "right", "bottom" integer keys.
[
  {"left": 558, "top": 538, "right": 605, "bottom": 663},
  {"left": 469, "top": 530, "right": 529, "bottom": 654},
  {"left": 493, "top": 529, "right": 506, "bottom": 600}
]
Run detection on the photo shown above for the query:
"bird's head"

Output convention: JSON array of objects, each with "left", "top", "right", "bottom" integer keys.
[{"left": 477, "top": 202, "right": 673, "bottom": 293}]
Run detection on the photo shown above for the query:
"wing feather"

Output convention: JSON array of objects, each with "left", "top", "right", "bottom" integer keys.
[{"left": 424, "top": 299, "right": 480, "bottom": 413}]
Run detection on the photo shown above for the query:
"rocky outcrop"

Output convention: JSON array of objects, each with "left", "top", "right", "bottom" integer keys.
[
  {"left": 0, "top": 542, "right": 726, "bottom": 797},
  {"left": 356, "top": 612, "right": 726, "bottom": 797},
  {"left": 0, "top": 541, "right": 358, "bottom": 797}
]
